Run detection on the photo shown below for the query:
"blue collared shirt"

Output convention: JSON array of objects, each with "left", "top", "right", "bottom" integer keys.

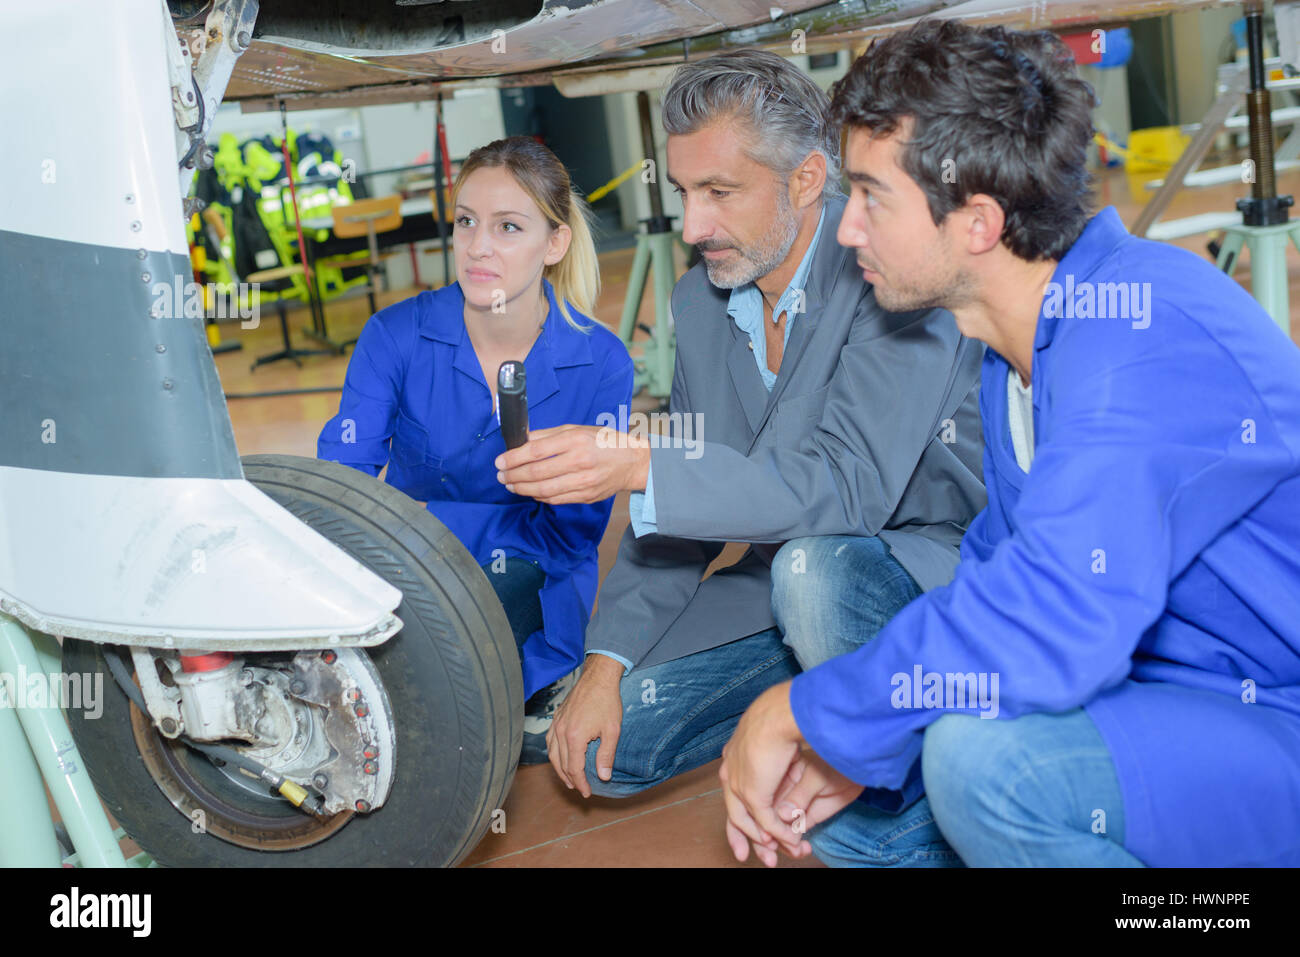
[{"left": 318, "top": 279, "right": 634, "bottom": 698}]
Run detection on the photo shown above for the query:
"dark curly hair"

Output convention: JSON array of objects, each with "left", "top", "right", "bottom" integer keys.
[{"left": 829, "top": 18, "right": 1098, "bottom": 261}]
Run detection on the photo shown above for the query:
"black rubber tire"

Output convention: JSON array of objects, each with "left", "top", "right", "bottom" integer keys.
[{"left": 63, "top": 454, "right": 522, "bottom": 866}]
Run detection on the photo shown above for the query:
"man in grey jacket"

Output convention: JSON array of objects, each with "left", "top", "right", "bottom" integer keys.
[{"left": 496, "top": 49, "right": 985, "bottom": 797}]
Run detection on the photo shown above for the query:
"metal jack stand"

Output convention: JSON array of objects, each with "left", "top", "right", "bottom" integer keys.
[
  {"left": 617, "top": 91, "right": 682, "bottom": 403},
  {"left": 1216, "top": 4, "right": 1300, "bottom": 336}
]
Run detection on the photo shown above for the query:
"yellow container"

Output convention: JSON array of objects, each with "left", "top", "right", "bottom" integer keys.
[{"left": 1124, "top": 126, "right": 1190, "bottom": 200}]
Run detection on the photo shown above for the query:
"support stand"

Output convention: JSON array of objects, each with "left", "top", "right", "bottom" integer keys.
[
  {"left": 1217, "top": 221, "right": 1300, "bottom": 332},
  {"left": 617, "top": 90, "right": 679, "bottom": 402},
  {"left": 1217, "top": 4, "right": 1295, "bottom": 337},
  {"left": 617, "top": 227, "right": 679, "bottom": 401}
]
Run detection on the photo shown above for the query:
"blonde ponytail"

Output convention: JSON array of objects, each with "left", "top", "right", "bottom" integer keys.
[{"left": 545, "top": 189, "right": 600, "bottom": 331}]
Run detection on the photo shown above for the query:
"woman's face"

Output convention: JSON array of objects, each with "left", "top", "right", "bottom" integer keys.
[{"left": 453, "top": 165, "right": 570, "bottom": 317}]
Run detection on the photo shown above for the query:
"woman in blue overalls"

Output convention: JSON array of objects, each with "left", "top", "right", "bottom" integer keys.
[{"left": 318, "top": 136, "right": 634, "bottom": 762}]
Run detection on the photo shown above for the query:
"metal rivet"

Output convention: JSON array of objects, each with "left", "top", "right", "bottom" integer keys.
[
  {"left": 136, "top": 248, "right": 147, "bottom": 260},
  {"left": 125, "top": 193, "right": 135, "bottom": 204},
  {"left": 162, "top": 379, "right": 174, "bottom": 391},
  {"left": 130, "top": 221, "right": 142, "bottom": 232},
  {"left": 141, "top": 272, "right": 151, "bottom": 283},
  {"left": 155, "top": 344, "right": 166, "bottom": 353}
]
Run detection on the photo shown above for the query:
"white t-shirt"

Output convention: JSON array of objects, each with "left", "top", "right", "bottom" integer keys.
[{"left": 1007, "top": 368, "right": 1035, "bottom": 473}]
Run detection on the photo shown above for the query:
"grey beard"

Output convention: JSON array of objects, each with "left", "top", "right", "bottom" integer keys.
[{"left": 702, "top": 202, "right": 800, "bottom": 290}]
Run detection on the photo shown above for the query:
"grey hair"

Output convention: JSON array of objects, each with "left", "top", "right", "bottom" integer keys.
[{"left": 661, "top": 49, "right": 841, "bottom": 199}]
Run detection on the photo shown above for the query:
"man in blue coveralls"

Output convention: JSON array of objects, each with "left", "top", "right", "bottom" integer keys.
[{"left": 719, "top": 18, "right": 1300, "bottom": 867}]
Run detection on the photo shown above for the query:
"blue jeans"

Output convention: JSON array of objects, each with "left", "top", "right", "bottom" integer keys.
[
  {"left": 810, "top": 711, "right": 1140, "bottom": 867},
  {"left": 770, "top": 535, "right": 922, "bottom": 670},
  {"left": 583, "top": 626, "right": 800, "bottom": 796},
  {"left": 769, "top": 535, "right": 1141, "bottom": 867},
  {"left": 480, "top": 556, "right": 545, "bottom": 655},
  {"left": 582, "top": 534, "right": 918, "bottom": 798}
]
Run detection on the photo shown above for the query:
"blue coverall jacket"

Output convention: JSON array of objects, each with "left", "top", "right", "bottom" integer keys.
[
  {"left": 790, "top": 207, "right": 1300, "bottom": 866},
  {"left": 318, "top": 279, "right": 634, "bottom": 698}
]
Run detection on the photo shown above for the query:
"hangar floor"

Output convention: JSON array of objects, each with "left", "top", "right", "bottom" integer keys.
[{"left": 91, "top": 165, "right": 1300, "bottom": 867}]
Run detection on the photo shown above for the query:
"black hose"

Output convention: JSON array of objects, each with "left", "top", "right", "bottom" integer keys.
[{"left": 178, "top": 72, "right": 207, "bottom": 170}]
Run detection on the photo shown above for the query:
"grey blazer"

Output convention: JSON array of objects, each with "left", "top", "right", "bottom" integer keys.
[{"left": 586, "top": 192, "right": 986, "bottom": 671}]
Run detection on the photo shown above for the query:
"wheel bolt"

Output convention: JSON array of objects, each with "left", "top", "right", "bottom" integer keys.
[
  {"left": 363, "top": 745, "right": 379, "bottom": 759},
  {"left": 354, "top": 703, "right": 369, "bottom": 718},
  {"left": 321, "top": 650, "right": 337, "bottom": 664},
  {"left": 355, "top": 800, "right": 371, "bottom": 813},
  {"left": 312, "top": 773, "right": 329, "bottom": 789},
  {"left": 363, "top": 760, "right": 378, "bottom": 775},
  {"left": 160, "top": 717, "right": 178, "bottom": 735},
  {"left": 289, "top": 679, "right": 306, "bottom": 695},
  {"left": 345, "top": 688, "right": 359, "bottom": 702}
]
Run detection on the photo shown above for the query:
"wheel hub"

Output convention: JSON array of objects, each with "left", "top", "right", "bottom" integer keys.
[{"left": 130, "top": 647, "right": 396, "bottom": 851}]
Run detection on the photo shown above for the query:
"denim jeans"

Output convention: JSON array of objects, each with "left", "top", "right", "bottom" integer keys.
[
  {"left": 582, "top": 534, "right": 919, "bottom": 799},
  {"left": 769, "top": 535, "right": 922, "bottom": 670},
  {"left": 480, "top": 557, "right": 545, "bottom": 655},
  {"left": 767, "top": 535, "right": 1141, "bottom": 867},
  {"left": 583, "top": 626, "right": 800, "bottom": 796},
  {"left": 808, "top": 709, "right": 1141, "bottom": 867}
]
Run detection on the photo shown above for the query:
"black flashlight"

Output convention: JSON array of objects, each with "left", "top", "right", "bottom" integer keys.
[{"left": 497, "top": 360, "right": 529, "bottom": 450}]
